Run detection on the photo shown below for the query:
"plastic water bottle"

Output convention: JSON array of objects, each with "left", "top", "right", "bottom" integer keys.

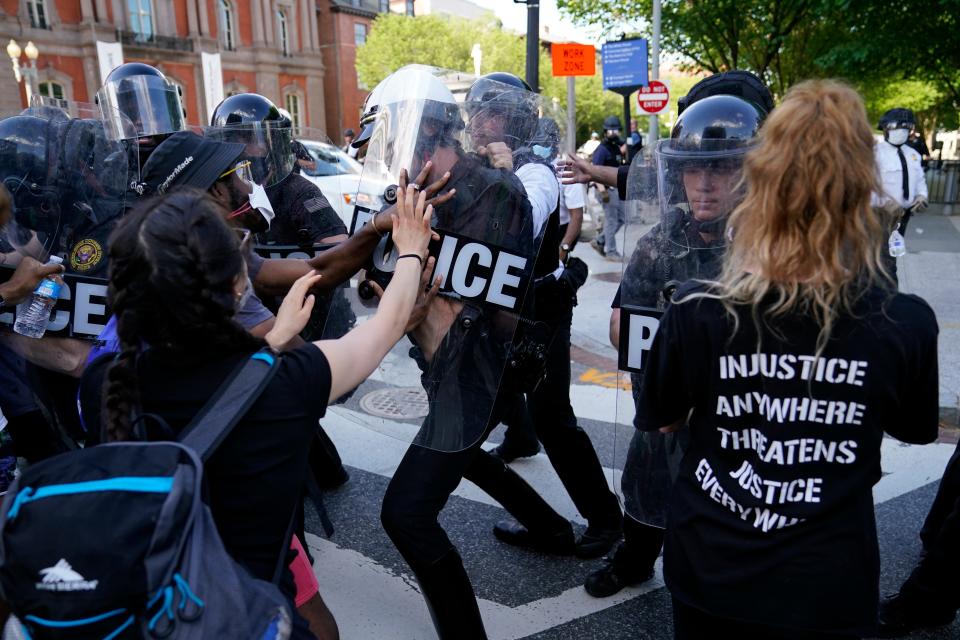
[
  {"left": 888, "top": 230, "right": 906, "bottom": 258},
  {"left": 13, "top": 256, "right": 63, "bottom": 339}
]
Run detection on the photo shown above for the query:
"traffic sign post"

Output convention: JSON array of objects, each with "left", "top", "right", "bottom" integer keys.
[
  {"left": 601, "top": 38, "right": 649, "bottom": 146},
  {"left": 551, "top": 43, "right": 597, "bottom": 154},
  {"left": 637, "top": 80, "right": 669, "bottom": 115}
]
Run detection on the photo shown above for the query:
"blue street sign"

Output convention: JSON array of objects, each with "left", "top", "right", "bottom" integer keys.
[{"left": 601, "top": 39, "right": 649, "bottom": 91}]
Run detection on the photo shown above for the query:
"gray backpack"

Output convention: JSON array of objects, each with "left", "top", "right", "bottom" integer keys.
[{"left": 0, "top": 349, "right": 296, "bottom": 639}]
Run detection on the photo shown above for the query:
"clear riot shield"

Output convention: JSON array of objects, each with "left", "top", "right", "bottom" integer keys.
[
  {"left": 253, "top": 127, "right": 357, "bottom": 346},
  {"left": 329, "top": 65, "right": 545, "bottom": 452},
  {"left": 615, "top": 137, "right": 746, "bottom": 526},
  {"left": 0, "top": 103, "right": 132, "bottom": 339},
  {"left": 203, "top": 120, "right": 296, "bottom": 188}
]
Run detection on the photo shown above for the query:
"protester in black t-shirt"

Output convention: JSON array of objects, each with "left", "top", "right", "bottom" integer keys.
[
  {"left": 80, "top": 186, "right": 434, "bottom": 639},
  {"left": 637, "top": 80, "right": 939, "bottom": 639}
]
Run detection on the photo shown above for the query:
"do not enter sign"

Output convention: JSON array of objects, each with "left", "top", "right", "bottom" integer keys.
[{"left": 638, "top": 80, "right": 669, "bottom": 114}]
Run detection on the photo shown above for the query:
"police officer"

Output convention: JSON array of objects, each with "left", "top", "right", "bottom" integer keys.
[
  {"left": 875, "top": 107, "right": 928, "bottom": 236},
  {"left": 586, "top": 81, "right": 769, "bottom": 598},
  {"left": 96, "top": 62, "right": 185, "bottom": 176},
  {"left": 209, "top": 93, "right": 348, "bottom": 246},
  {"left": 591, "top": 115, "right": 626, "bottom": 260},
  {"left": 372, "top": 67, "right": 566, "bottom": 640},
  {"left": 489, "top": 115, "right": 624, "bottom": 559}
]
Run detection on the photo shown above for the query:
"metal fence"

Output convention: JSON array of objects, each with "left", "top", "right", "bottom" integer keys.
[{"left": 927, "top": 160, "right": 960, "bottom": 204}]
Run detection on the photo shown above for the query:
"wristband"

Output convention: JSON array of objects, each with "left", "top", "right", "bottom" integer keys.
[{"left": 397, "top": 254, "right": 424, "bottom": 267}]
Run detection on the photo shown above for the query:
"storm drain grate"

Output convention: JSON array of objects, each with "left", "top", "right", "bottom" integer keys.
[{"left": 359, "top": 387, "right": 430, "bottom": 419}]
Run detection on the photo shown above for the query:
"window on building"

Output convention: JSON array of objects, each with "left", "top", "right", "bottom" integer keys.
[
  {"left": 26, "top": 0, "right": 48, "bottom": 29},
  {"left": 285, "top": 93, "right": 302, "bottom": 131},
  {"left": 128, "top": 0, "right": 154, "bottom": 40},
  {"left": 406, "top": 0, "right": 414, "bottom": 16},
  {"left": 38, "top": 81, "right": 64, "bottom": 100},
  {"left": 354, "top": 23, "right": 367, "bottom": 46},
  {"left": 218, "top": 0, "right": 235, "bottom": 51},
  {"left": 379, "top": 0, "right": 389, "bottom": 12},
  {"left": 277, "top": 9, "right": 290, "bottom": 56}
]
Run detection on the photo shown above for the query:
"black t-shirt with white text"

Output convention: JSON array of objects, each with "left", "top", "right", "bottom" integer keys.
[{"left": 637, "top": 282, "right": 939, "bottom": 635}]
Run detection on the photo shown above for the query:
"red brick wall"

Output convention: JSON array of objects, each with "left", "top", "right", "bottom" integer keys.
[
  {"left": 236, "top": 0, "right": 252, "bottom": 46},
  {"left": 21, "top": 54, "right": 89, "bottom": 107},
  {"left": 0, "top": 0, "right": 18, "bottom": 15},
  {"left": 54, "top": 0, "right": 82, "bottom": 24},
  {"left": 336, "top": 13, "right": 369, "bottom": 139},
  {"left": 223, "top": 70, "right": 257, "bottom": 94},
  {"left": 279, "top": 72, "right": 308, "bottom": 123},
  {"left": 174, "top": 0, "right": 189, "bottom": 36},
  {"left": 156, "top": 61, "right": 199, "bottom": 125}
]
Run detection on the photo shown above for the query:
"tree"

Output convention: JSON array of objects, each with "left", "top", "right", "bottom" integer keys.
[
  {"left": 557, "top": 0, "right": 843, "bottom": 95},
  {"left": 355, "top": 13, "right": 623, "bottom": 148}
]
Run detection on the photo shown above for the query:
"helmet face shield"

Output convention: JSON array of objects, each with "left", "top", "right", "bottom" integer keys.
[
  {"left": 361, "top": 66, "right": 466, "bottom": 187},
  {"left": 204, "top": 121, "right": 295, "bottom": 187},
  {"left": 656, "top": 139, "right": 748, "bottom": 249},
  {"left": 97, "top": 74, "right": 184, "bottom": 141},
  {"left": 464, "top": 76, "right": 540, "bottom": 152}
]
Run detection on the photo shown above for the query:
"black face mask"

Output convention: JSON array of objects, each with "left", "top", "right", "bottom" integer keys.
[{"left": 690, "top": 215, "right": 727, "bottom": 238}]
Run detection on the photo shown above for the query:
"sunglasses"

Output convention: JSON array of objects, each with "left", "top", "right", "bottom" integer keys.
[{"left": 219, "top": 160, "right": 254, "bottom": 182}]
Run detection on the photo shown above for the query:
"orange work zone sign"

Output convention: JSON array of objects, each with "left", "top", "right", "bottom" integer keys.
[{"left": 551, "top": 43, "right": 596, "bottom": 77}]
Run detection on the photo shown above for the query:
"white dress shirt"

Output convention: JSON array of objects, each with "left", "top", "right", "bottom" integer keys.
[{"left": 874, "top": 140, "right": 927, "bottom": 209}]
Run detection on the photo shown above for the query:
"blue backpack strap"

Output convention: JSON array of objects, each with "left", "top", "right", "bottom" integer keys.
[{"left": 177, "top": 348, "right": 280, "bottom": 462}]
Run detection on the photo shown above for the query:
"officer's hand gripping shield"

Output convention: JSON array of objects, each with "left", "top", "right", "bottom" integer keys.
[{"left": 328, "top": 65, "right": 548, "bottom": 453}]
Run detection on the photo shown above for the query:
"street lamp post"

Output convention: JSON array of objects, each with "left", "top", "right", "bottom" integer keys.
[{"left": 6, "top": 39, "right": 39, "bottom": 105}]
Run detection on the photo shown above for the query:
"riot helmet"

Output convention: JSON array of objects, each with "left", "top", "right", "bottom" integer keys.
[
  {"left": 206, "top": 93, "right": 295, "bottom": 187},
  {"left": 603, "top": 115, "right": 623, "bottom": 132},
  {"left": 678, "top": 70, "right": 775, "bottom": 117},
  {"left": 656, "top": 94, "right": 765, "bottom": 243},
  {"left": 96, "top": 63, "right": 184, "bottom": 142},
  {"left": 879, "top": 108, "right": 915, "bottom": 146},
  {"left": 464, "top": 72, "right": 538, "bottom": 151},
  {"left": 361, "top": 65, "right": 464, "bottom": 185}
]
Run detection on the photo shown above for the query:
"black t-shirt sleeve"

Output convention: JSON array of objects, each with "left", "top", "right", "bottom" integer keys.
[
  {"left": 887, "top": 298, "right": 940, "bottom": 444},
  {"left": 280, "top": 343, "right": 333, "bottom": 418},
  {"left": 617, "top": 164, "right": 629, "bottom": 201},
  {"left": 635, "top": 300, "right": 693, "bottom": 431},
  {"left": 611, "top": 284, "right": 622, "bottom": 309},
  {"left": 78, "top": 352, "right": 115, "bottom": 445}
]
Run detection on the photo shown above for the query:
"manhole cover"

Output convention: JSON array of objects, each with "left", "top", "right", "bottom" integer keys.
[{"left": 359, "top": 387, "right": 430, "bottom": 419}]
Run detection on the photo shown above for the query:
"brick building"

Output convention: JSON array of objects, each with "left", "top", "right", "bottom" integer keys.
[{"left": 0, "top": 0, "right": 326, "bottom": 131}]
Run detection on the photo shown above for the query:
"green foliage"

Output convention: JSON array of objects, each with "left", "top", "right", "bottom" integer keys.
[
  {"left": 355, "top": 13, "right": 623, "bottom": 148},
  {"left": 558, "top": 0, "right": 959, "bottom": 134}
]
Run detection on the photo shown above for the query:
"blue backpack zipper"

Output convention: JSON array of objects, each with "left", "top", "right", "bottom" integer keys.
[{"left": 7, "top": 476, "right": 174, "bottom": 519}]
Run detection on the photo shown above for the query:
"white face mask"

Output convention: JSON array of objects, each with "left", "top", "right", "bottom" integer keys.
[
  {"left": 248, "top": 183, "right": 275, "bottom": 229},
  {"left": 886, "top": 128, "right": 910, "bottom": 146}
]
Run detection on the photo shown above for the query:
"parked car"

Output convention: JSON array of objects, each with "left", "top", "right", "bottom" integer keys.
[{"left": 296, "top": 139, "right": 389, "bottom": 231}]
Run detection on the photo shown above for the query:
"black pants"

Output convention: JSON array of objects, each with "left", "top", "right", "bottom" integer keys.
[
  {"left": 610, "top": 514, "right": 664, "bottom": 573},
  {"left": 900, "top": 440, "right": 960, "bottom": 613},
  {"left": 672, "top": 598, "right": 858, "bottom": 640},
  {"left": 381, "top": 392, "right": 572, "bottom": 565},
  {"left": 500, "top": 308, "right": 622, "bottom": 530}
]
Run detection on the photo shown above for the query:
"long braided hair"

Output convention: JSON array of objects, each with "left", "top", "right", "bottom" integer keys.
[{"left": 103, "top": 188, "right": 265, "bottom": 442}]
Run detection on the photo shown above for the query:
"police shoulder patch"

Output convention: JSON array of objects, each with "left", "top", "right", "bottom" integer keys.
[
  {"left": 303, "top": 196, "right": 330, "bottom": 213},
  {"left": 70, "top": 238, "right": 103, "bottom": 272}
]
